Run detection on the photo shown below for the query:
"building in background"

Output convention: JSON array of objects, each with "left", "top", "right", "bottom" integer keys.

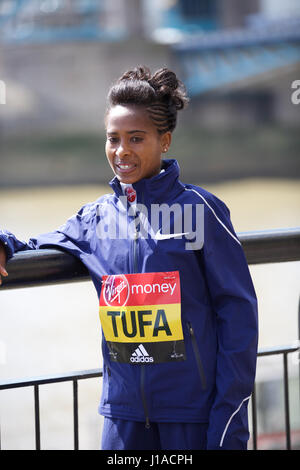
[{"left": 0, "top": 0, "right": 299, "bottom": 132}]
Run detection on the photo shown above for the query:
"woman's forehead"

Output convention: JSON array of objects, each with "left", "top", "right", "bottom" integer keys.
[{"left": 106, "top": 104, "right": 154, "bottom": 131}]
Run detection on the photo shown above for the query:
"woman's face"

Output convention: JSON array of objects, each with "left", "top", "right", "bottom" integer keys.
[{"left": 105, "top": 104, "right": 171, "bottom": 184}]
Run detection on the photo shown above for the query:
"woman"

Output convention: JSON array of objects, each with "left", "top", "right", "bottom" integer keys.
[{"left": 0, "top": 66, "right": 258, "bottom": 450}]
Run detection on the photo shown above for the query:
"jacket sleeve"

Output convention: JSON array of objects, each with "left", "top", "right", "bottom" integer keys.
[
  {"left": 0, "top": 203, "right": 93, "bottom": 262},
  {"left": 201, "top": 194, "right": 258, "bottom": 450}
]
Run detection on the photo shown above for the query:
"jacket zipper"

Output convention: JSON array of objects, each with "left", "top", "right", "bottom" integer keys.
[
  {"left": 132, "top": 195, "right": 140, "bottom": 273},
  {"left": 132, "top": 193, "right": 150, "bottom": 429},
  {"left": 140, "top": 364, "right": 151, "bottom": 428},
  {"left": 187, "top": 321, "right": 207, "bottom": 390},
  {"left": 133, "top": 227, "right": 139, "bottom": 273}
]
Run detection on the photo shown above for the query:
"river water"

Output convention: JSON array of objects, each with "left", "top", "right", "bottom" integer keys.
[{"left": 0, "top": 179, "right": 299, "bottom": 449}]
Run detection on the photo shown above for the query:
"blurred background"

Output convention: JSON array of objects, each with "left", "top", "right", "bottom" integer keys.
[{"left": 0, "top": 0, "right": 299, "bottom": 450}]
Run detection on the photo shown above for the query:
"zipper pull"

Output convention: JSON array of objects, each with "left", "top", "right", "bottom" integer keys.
[
  {"left": 145, "top": 417, "right": 151, "bottom": 429},
  {"left": 187, "top": 321, "right": 193, "bottom": 335}
]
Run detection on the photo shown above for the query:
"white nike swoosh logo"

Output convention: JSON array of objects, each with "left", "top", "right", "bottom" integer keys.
[{"left": 154, "top": 229, "right": 189, "bottom": 240}]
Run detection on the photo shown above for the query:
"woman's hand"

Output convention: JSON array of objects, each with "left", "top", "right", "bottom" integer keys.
[{"left": 0, "top": 243, "right": 8, "bottom": 286}]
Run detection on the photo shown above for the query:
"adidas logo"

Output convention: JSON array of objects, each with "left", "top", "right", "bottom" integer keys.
[{"left": 130, "top": 344, "right": 154, "bottom": 363}]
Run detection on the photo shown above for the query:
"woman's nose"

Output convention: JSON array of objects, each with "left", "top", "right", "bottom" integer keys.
[{"left": 116, "top": 142, "right": 130, "bottom": 159}]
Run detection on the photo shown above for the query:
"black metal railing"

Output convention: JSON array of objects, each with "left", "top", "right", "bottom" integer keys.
[
  {"left": 0, "top": 227, "right": 300, "bottom": 450},
  {"left": 0, "top": 345, "right": 298, "bottom": 450},
  {"left": 0, "top": 369, "right": 102, "bottom": 450},
  {"left": 251, "top": 344, "right": 300, "bottom": 450}
]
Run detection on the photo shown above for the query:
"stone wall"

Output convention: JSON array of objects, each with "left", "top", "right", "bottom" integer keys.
[{"left": 0, "top": 39, "right": 172, "bottom": 136}]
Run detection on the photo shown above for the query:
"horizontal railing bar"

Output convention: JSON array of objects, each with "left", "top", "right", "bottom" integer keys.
[
  {"left": 1, "top": 248, "right": 89, "bottom": 290},
  {"left": 240, "top": 227, "right": 300, "bottom": 265},
  {"left": 1, "top": 227, "right": 300, "bottom": 290},
  {"left": 257, "top": 344, "right": 299, "bottom": 357},
  {"left": 0, "top": 368, "right": 102, "bottom": 390},
  {"left": 0, "top": 343, "right": 299, "bottom": 391}
]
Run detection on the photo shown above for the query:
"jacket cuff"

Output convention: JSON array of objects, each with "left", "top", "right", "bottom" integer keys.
[{"left": 0, "top": 234, "right": 14, "bottom": 261}]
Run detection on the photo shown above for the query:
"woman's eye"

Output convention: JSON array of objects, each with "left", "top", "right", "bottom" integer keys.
[
  {"left": 131, "top": 136, "right": 143, "bottom": 143},
  {"left": 107, "top": 137, "right": 118, "bottom": 144}
]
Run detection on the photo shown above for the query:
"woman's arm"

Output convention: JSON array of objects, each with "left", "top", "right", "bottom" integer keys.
[
  {"left": 198, "top": 191, "right": 258, "bottom": 450},
  {"left": 0, "top": 241, "right": 8, "bottom": 285},
  {"left": 0, "top": 201, "right": 96, "bottom": 286}
]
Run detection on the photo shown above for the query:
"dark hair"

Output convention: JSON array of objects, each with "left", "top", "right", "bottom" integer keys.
[{"left": 106, "top": 66, "right": 189, "bottom": 134}]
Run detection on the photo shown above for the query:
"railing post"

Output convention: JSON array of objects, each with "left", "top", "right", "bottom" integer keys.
[
  {"left": 251, "top": 385, "right": 258, "bottom": 450},
  {"left": 34, "top": 385, "right": 41, "bottom": 450},
  {"left": 73, "top": 380, "right": 79, "bottom": 450},
  {"left": 283, "top": 353, "right": 291, "bottom": 449}
]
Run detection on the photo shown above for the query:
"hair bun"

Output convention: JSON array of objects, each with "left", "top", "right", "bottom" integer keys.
[
  {"left": 119, "top": 66, "right": 188, "bottom": 110},
  {"left": 149, "top": 68, "right": 188, "bottom": 110},
  {"left": 120, "top": 66, "right": 151, "bottom": 82}
]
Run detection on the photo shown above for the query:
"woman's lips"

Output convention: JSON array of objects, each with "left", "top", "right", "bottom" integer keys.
[{"left": 115, "top": 162, "right": 137, "bottom": 174}]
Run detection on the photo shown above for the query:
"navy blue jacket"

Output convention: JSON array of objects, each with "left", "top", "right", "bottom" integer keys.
[{"left": 0, "top": 159, "right": 258, "bottom": 449}]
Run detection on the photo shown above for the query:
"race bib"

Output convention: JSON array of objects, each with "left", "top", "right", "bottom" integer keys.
[{"left": 99, "top": 271, "right": 186, "bottom": 364}]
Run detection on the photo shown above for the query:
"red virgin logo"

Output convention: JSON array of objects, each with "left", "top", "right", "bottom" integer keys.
[
  {"left": 103, "top": 275, "right": 130, "bottom": 307},
  {"left": 125, "top": 186, "right": 136, "bottom": 203}
]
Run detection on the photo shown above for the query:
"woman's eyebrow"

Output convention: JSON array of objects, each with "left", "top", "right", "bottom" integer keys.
[
  {"left": 106, "top": 130, "right": 147, "bottom": 135},
  {"left": 127, "top": 130, "right": 147, "bottom": 134}
]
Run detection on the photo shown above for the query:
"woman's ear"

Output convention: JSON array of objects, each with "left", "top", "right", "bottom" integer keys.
[{"left": 161, "top": 131, "right": 172, "bottom": 154}]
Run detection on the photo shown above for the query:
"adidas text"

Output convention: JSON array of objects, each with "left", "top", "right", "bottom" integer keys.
[{"left": 130, "top": 355, "right": 154, "bottom": 363}]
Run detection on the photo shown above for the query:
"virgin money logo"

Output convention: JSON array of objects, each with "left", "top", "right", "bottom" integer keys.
[{"left": 103, "top": 274, "right": 130, "bottom": 307}]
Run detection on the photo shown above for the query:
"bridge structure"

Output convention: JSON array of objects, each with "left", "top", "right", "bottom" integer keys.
[
  {"left": 171, "top": 17, "right": 300, "bottom": 95},
  {"left": 0, "top": 1, "right": 300, "bottom": 98},
  {"left": 0, "top": 0, "right": 126, "bottom": 43}
]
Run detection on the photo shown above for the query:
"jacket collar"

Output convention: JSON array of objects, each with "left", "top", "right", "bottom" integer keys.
[{"left": 109, "top": 159, "right": 185, "bottom": 204}]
